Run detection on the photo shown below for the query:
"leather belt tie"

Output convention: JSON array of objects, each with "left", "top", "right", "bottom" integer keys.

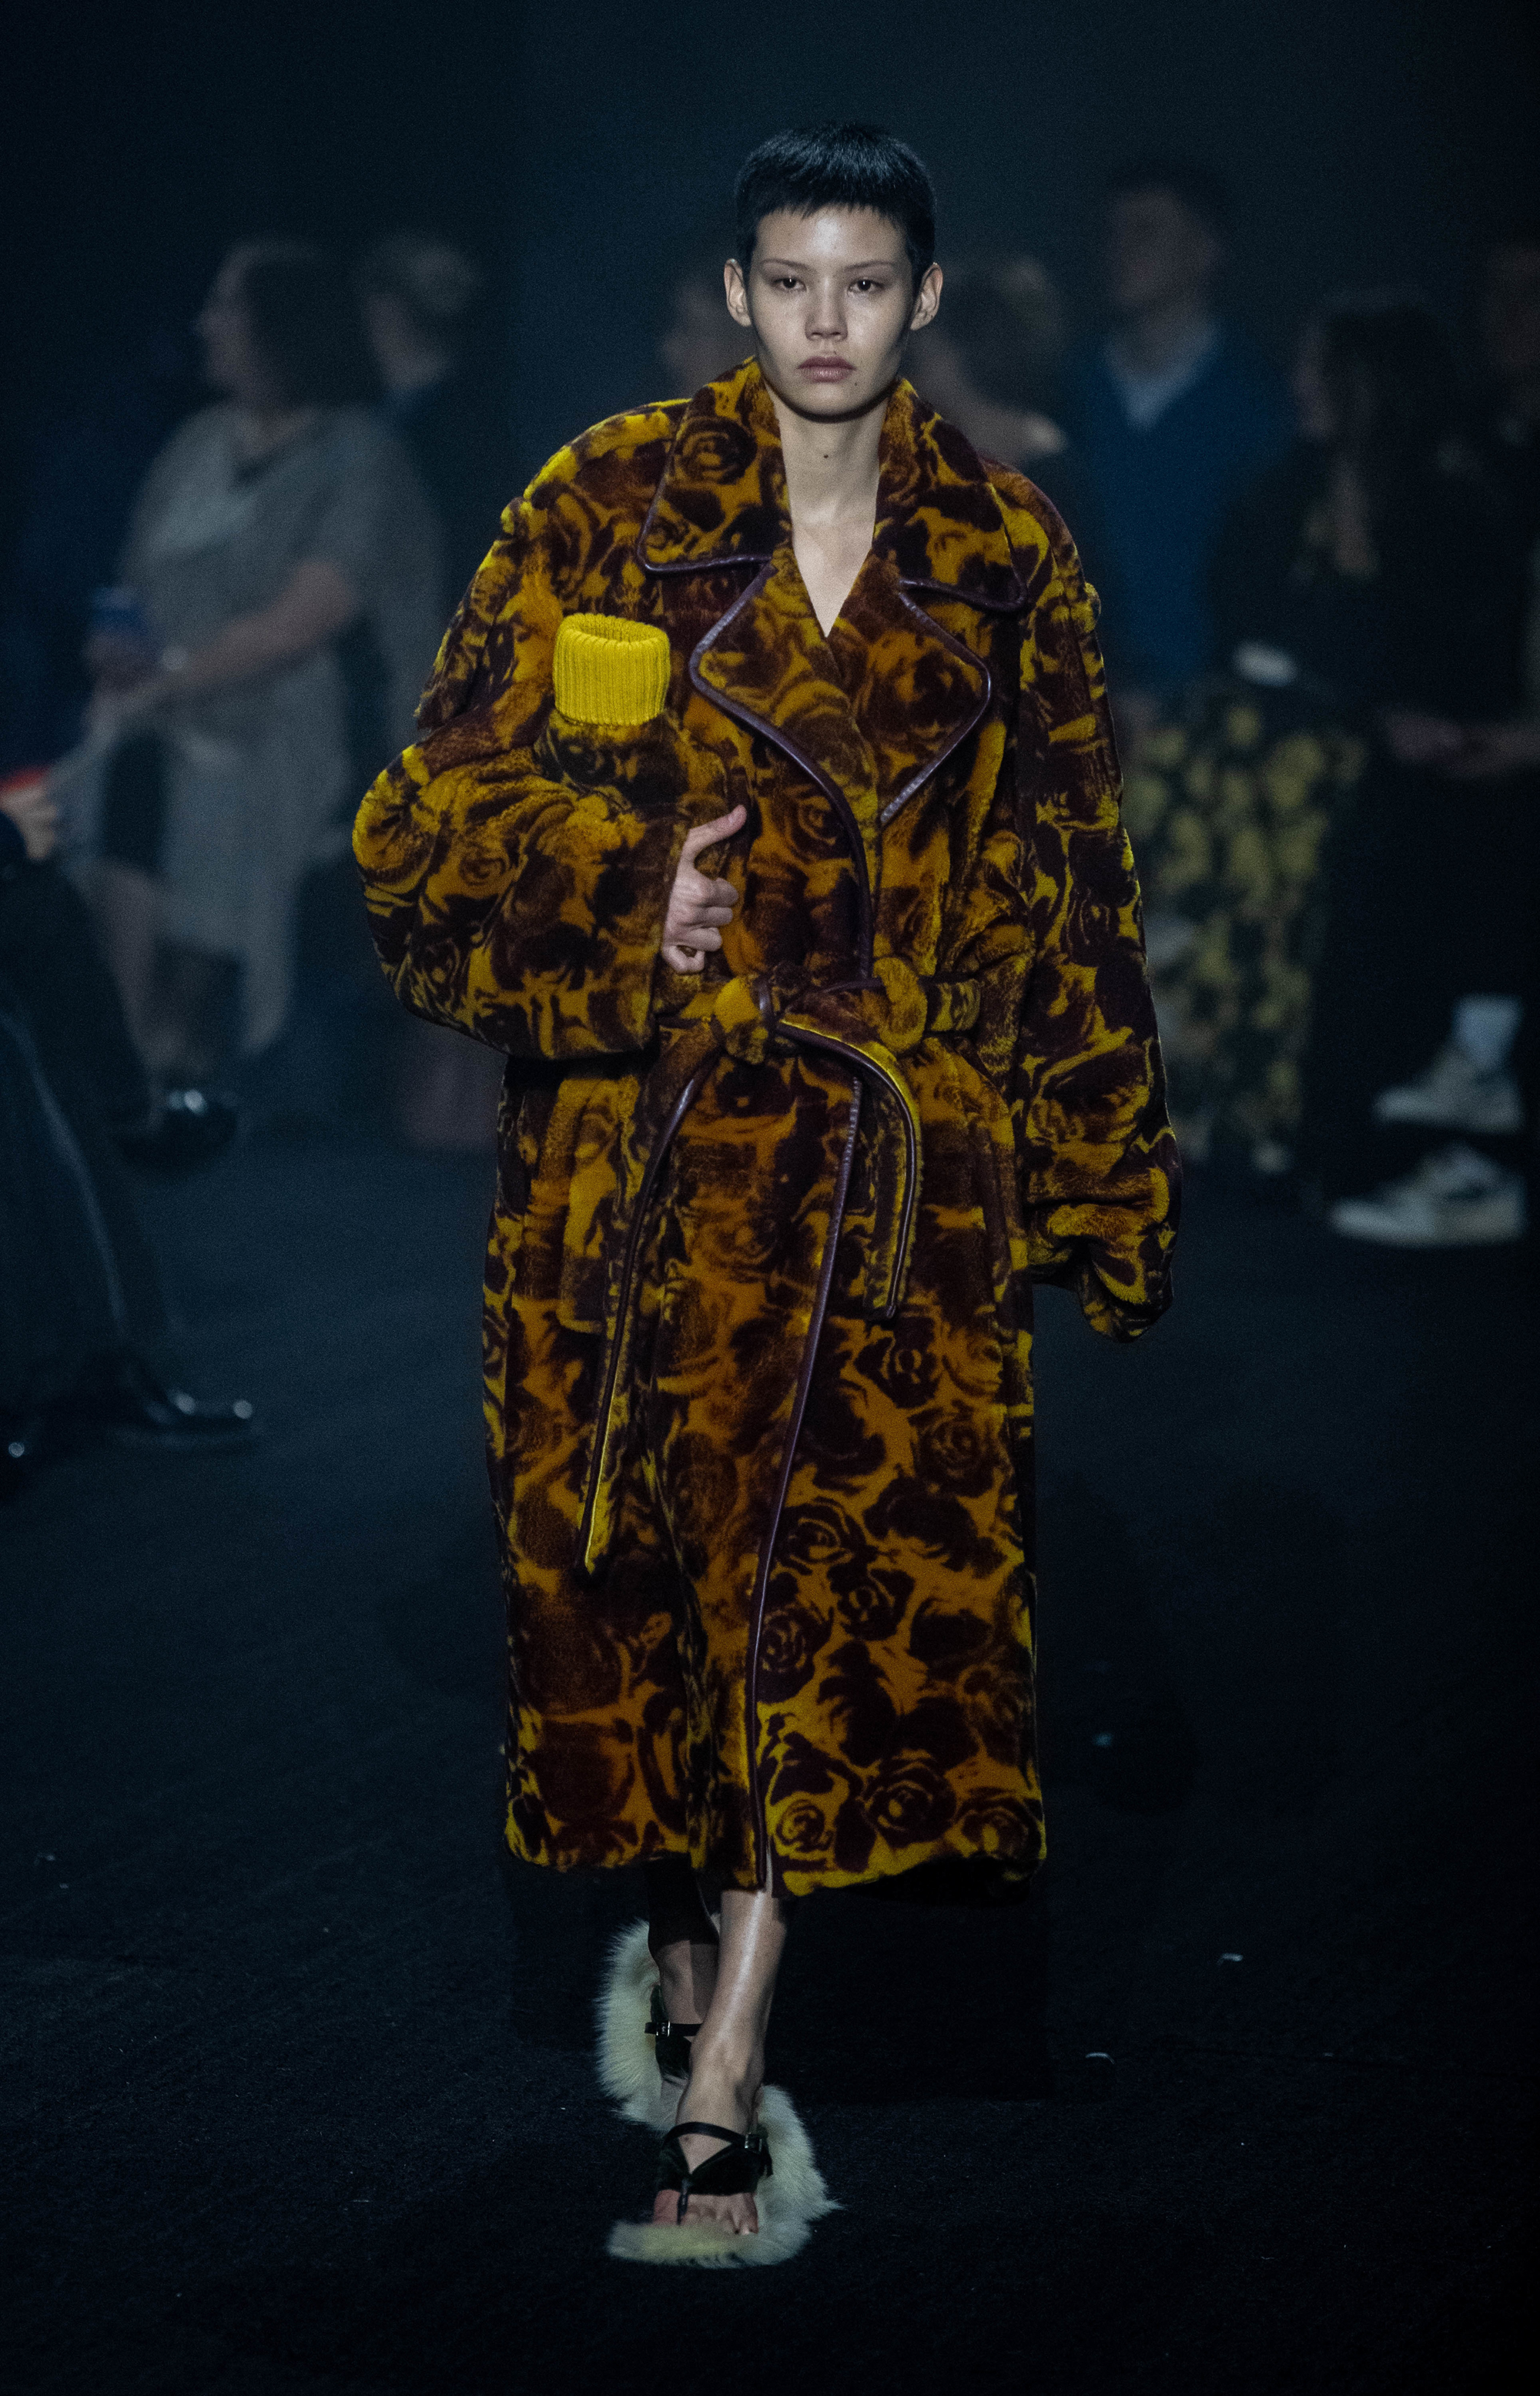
[{"left": 576, "top": 960, "right": 981, "bottom": 1573}]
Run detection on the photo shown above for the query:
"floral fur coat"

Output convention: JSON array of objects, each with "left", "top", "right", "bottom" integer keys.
[{"left": 355, "top": 360, "right": 1178, "bottom": 1899}]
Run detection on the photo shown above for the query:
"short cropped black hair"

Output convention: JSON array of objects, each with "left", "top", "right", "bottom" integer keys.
[
  {"left": 1105, "top": 156, "right": 1232, "bottom": 239},
  {"left": 734, "top": 122, "right": 937, "bottom": 286}
]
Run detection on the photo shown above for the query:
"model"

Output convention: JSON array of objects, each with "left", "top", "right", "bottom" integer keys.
[{"left": 355, "top": 122, "right": 1179, "bottom": 2262}]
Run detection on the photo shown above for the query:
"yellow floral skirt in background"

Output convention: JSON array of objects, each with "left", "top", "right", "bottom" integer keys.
[{"left": 1123, "top": 685, "right": 1364, "bottom": 1171}]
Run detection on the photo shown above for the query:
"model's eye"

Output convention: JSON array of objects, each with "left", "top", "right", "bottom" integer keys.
[
  {"left": 772, "top": 276, "right": 802, "bottom": 291},
  {"left": 852, "top": 280, "right": 885, "bottom": 294}
]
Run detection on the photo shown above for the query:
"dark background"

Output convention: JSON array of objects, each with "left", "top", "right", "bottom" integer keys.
[
  {"left": 4, "top": 0, "right": 1537, "bottom": 514},
  {"left": 3, "top": 8, "right": 1538, "bottom": 2391}
]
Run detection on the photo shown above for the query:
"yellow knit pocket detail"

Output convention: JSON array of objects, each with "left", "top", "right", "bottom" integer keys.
[{"left": 552, "top": 615, "right": 671, "bottom": 726}]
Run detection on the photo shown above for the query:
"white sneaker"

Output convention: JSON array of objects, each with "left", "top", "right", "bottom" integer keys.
[
  {"left": 1372, "top": 1043, "right": 1524, "bottom": 1134},
  {"left": 1329, "top": 1142, "right": 1527, "bottom": 1248}
]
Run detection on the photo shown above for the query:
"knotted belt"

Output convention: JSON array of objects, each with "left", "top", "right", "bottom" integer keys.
[{"left": 576, "top": 956, "right": 981, "bottom": 1573}]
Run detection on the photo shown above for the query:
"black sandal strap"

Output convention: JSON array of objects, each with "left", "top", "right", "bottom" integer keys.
[
  {"left": 655, "top": 2122, "right": 773, "bottom": 2221},
  {"left": 646, "top": 1982, "right": 701, "bottom": 2079}
]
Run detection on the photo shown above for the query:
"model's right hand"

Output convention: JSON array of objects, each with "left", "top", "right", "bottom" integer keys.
[{"left": 662, "top": 806, "right": 745, "bottom": 972}]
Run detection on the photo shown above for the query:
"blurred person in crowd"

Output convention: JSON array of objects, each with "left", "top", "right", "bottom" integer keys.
[
  {"left": 357, "top": 233, "right": 511, "bottom": 1151},
  {"left": 911, "top": 256, "right": 1100, "bottom": 548},
  {"left": 1321, "top": 240, "right": 1540, "bottom": 1248},
  {"left": 75, "top": 241, "right": 442, "bottom": 1093},
  {"left": 1126, "top": 293, "right": 1519, "bottom": 1187},
  {"left": 0, "top": 310, "right": 203, "bottom": 773},
  {"left": 1129, "top": 293, "right": 1524, "bottom": 1239},
  {"left": 1065, "top": 159, "right": 1291, "bottom": 739},
  {"left": 357, "top": 233, "right": 512, "bottom": 604},
  {"left": 658, "top": 244, "right": 752, "bottom": 396},
  {"left": 1, "top": 768, "right": 253, "bottom": 1502},
  {"left": 1468, "top": 222, "right": 1540, "bottom": 552}
]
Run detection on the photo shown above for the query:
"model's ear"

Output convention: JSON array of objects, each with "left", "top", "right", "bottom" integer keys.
[
  {"left": 725, "top": 258, "right": 753, "bottom": 330},
  {"left": 909, "top": 261, "right": 943, "bottom": 334}
]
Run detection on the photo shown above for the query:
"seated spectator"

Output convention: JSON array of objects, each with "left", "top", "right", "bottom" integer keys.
[
  {"left": 357, "top": 233, "right": 512, "bottom": 605},
  {"left": 1126, "top": 294, "right": 1524, "bottom": 1207},
  {"left": 1064, "top": 159, "right": 1291, "bottom": 735},
  {"left": 74, "top": 242, "right": 443, "bottom": 1090},
  {"left": 1, "top": 770, "right": 253, "bottom": 1500},
  {"left": 910, "top": 256, "right": 1100, "bottom": 551}
]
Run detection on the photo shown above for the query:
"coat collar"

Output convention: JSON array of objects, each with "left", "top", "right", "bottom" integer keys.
[{"left": 638, "top": 358, "right": 1026, "bottom": 612}]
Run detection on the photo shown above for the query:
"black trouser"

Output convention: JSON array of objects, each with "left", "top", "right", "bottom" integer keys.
[{"left": 1299, "top": 759, "right": 1540, "bottom": 1195}]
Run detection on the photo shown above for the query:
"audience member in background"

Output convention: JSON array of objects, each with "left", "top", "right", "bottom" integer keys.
[
  {"left": 911, "top": 256, "right": 1100, "bottom": 553},
  {"left": 658, "top": 246, "right": 751, "bottom": 395},
  {"left": 1128, "top": 297, "right": 1525, "bottom": 1211},
  {"left": 1240, "top": 298, "right": 1520, "bottom": 1239},
  {"left": 1323, "top": 238, "right": 1540, "bottom": 1248},
  {"left": 357, "top": 233, "right": 511, "bottom": 605},
  {"left": 1065, "top": 159, "right": 1291, "bottom": 744},
  {"left": 0, "top": 310, "right": 203, "bottom": 774},
  {"left": 1468, "top": 222, "right": 1540, "bottom": 555},
  {"left": 1, "top": 769, "right": 253, "bottom": 1501},
  {"left": 355, "top": 233, "right": 511, "bottom": 1152},
  {"left": 75, "top": 241, "right": 442, "bottom": 1096}
]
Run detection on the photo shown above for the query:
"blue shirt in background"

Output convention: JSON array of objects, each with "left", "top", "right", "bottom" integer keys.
[{"left": 1065, "top": 325, "right": 1293, "bottom": 694}]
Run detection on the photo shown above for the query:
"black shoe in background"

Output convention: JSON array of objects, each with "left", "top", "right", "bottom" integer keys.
[
  {"left": 114, "top": 1089, "right": 240, "bottom": 1178},
  {"left": 65, "top": 1356, "right": 257, "bottom": 1453},
  {"left": 1, "top": 1412, "right": 48, "bottom": 1502}
]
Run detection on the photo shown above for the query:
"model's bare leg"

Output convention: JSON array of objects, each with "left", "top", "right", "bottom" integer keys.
[
  {"left": 651, "top": 1888, "right": 792, "bottom": 2234},
  {"left": 90, "top": 860, "right": 162, "bottom": 1061},
  {"left": 644, "top": 1858, "right": 719, "bottom": 2049}
]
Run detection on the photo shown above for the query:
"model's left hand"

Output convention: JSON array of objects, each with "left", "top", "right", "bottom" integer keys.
[{"left": 662, "top": 806, "right": 745, "bottom": 971}]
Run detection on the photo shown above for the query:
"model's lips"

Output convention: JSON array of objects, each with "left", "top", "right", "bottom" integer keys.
[{"left": 798, "top": 356, "right": 855, "bottom": 377}]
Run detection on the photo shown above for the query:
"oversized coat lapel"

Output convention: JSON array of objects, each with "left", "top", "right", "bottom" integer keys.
[{"left": 639, "top": 363, "right": 1029, "bottom": 897}]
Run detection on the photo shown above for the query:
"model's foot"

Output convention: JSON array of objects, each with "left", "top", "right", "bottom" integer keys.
[{"left": 651, "top": 2039, "right": 764, "bottom": 2235}]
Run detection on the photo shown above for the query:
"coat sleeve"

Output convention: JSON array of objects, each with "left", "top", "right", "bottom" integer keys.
[
  {"left": 1007, "top": 509, "right": 1180, "bottom": 1339},
  {"left": 352, "top": 485, "right": 699, "bottom": 1061}
]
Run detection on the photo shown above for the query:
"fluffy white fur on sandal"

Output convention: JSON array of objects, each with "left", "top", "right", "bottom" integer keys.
[
  {"left": 597, "top": 1920, "right": 837, "bottom": 2267},
  {"left": 595, "top": 1920, "right": 676, "bottom": 2132}
]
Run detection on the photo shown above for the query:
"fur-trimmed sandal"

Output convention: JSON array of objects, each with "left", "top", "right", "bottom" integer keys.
[
  {"left": 595, "top": 1920, "right": 690, "bottom": 2132},
  {"left": 598, "top": 1922, "right": 838, "bottom": 2268},
  {"left": 658, "top": 2119, "right": 773, "bottom": 2221}
]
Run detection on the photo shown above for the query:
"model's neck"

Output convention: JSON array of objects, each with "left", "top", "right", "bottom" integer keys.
[
  {"left": 768, "top": 384, "right": 887, "bottom": 530},
  {"left": 1113, "top": 297, "right": 1215, "bottom": 377}
]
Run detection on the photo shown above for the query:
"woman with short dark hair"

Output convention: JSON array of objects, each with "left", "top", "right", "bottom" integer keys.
[
  {"left": 358, "top": 122, "right": 1177, "bottom": 2260},
  {"left": 79, "top": 240, "right": 442, "bottom": 1086}
]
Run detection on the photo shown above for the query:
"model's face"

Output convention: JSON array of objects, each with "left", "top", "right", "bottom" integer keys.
[
  {"left": 726, "top": 206, "right": 941, "bottom": 420},
  {"left": 1481, "top": 245, "right": 1540, "bottom": 388},
  {"left": 1104, "top": 189, "right": 1220, "bottom": 320}
]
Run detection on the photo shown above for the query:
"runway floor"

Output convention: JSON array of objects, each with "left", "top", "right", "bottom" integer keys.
[{"left": 3, "top": 1133, "right": 1535, "bottom": 2393}]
